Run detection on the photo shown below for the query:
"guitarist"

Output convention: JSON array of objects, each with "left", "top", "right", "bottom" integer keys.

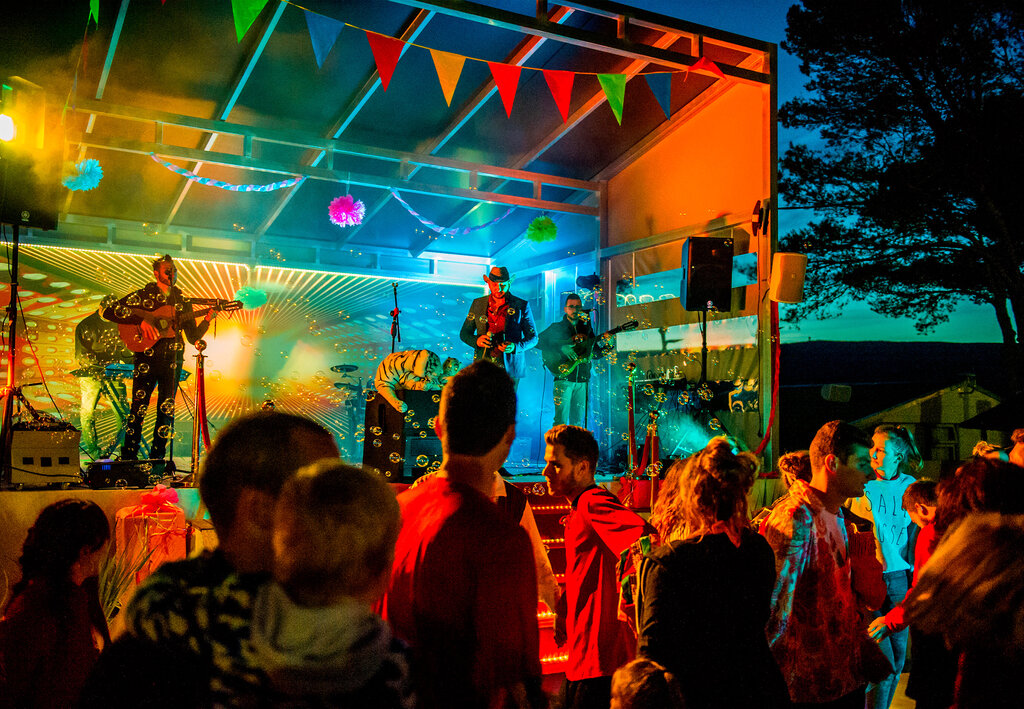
[
  {"left": 102, "top": 254, "right": 215, "bottom": 462},
  {"left": 538, "top": 294, "right": 608, "bottom": 428}
]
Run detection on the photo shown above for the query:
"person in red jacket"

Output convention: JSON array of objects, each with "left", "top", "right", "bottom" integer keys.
[
  {"left": 544, "top": 424, "right": 649, "bottom": 709},
  {"left": 381, "top": 361, "right": 544, "bottom": 709}
]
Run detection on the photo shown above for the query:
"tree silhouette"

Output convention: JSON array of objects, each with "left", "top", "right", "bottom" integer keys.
[{"left": 780, "top": 0, "right": 1024, "bottom": 387}]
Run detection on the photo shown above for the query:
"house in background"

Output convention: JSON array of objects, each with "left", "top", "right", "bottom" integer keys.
[
  {"left": 779, "top": 341, "right": 1013, "bottom": 479},
  {"left": 853, "top": 376, "right": 1003, "bottom": 479}
]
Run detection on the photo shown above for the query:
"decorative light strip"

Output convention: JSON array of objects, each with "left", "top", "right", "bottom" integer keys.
[{"left": 541, "top": 654, "right": 569, "bottom": 664}]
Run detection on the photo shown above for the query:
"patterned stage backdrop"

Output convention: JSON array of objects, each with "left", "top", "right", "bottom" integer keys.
[{"left": 0, "top": 244, "right": 483, "bottom": 465}]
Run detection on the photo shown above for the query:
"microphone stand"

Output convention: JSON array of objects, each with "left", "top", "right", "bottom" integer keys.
[
  {"left": 390, "top": 282, "right": 401, "bottom": 353},
  {"left": 1, "top": 224, "right": 22, "bottom": 488}
]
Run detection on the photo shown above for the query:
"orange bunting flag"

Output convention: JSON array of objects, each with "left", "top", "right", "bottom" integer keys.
[
  {"left": 597, "top": 74, "right": 627, "bottom": 125},
  {"left": 366, "top": 31, "right": 405, "bottom": 91},
  {"left": 543, "top": 70, "right": 574, "bottom": 122},
  {"left": 690, "top": 56, "right": 726, "bottom": 80},
  {"left": 488, "top": 62, "right": 522, "bottom": 118},
  {"left": 430, "top": 49, "right": 466, "bottom": 106},
  {"left": 231, "top": 0, "right": 270, "bottom": 43}
]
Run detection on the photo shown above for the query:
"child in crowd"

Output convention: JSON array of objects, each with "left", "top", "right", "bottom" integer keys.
[
  {"left": 610, "top": 658, "right": 686, "bottom": 709},
  {"left": 868, "top": 480, "right": 939, "bottom": 708},
  {"left": 249, "top": 460, "right": 413, "bottom": 708},
  {"left": 867, "top": 480, "right": 938, "bottom": 639}
]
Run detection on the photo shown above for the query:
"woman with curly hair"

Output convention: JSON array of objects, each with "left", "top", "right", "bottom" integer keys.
[
  {"left": 638, "top": 437, "right": 789, "bottom": 708},
  {"left": 0, "top": 499, "right": 110, "bottom": 709}
]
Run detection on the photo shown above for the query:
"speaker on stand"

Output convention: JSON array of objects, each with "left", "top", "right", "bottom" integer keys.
[{"left": 680, "top": 236, "right": 734, "bottom": 312}]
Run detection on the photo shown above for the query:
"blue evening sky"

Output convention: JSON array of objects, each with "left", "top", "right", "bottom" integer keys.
[{"left": 624, "top": 0, "right": 1002, "bottom": 343}]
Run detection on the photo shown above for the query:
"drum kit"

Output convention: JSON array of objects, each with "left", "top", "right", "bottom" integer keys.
[{"left": 330, "top": 363, "right": 362, "bottom": 396}]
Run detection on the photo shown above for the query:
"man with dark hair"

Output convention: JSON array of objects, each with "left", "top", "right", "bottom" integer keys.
[
  {"left": 87, "top": 412, "right": 339, "bottom": 706},
  {"left": 763, "top": 420, "right": 885, "bottom": 708},
  {"left": 381, "top": 361, "right": 544, "bottom": 709},
  {"left": 102, "top": 254, "right": 215, "bottom": 462},
  {"left": 539, "top": 293, "right": 603, "bottom": 427},
  {"left": 543, "top": 424, "right": 648, "bottom": 709},
  {"left": 459, "top": 265, "right": 538, "bottom": 388}
]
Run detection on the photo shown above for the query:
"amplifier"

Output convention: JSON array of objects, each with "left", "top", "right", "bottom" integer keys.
[
  {"left": 11, "top": 429, "right": 81, "bottom": 487},
  {"left": 362, "top": 390, "right": 442, "bottom": 482},
  {"left": 85, "top": 459, "right": 166, "bottom": 489}
]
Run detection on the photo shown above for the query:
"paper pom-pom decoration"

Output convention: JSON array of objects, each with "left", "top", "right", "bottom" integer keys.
[
  {"left": 233, "top": 286, "right": 269, "bottom": 309},
  {"left": 62, "top": 159, "right": 104, "bottom": 191},
  {"left": 329, "top": 194, "right": 366, "bottom": 227},
  {"left": 525, "top": 215, "right": 557, "bottom": 243}
]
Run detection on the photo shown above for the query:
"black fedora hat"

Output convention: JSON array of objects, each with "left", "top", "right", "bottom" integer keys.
[{"left": 484, "top": 265, "right": 511, "bottom": 282}]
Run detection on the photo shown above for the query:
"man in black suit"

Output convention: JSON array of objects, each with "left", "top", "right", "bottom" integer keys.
[{"left": 459, "top": 265, "right": 537, "bottom": 389}]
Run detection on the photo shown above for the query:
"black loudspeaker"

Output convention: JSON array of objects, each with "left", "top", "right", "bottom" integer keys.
[
  {"left": 362, "top": 389, "right": 442, "bottom": 482},
  {"left": 680, "top": 236, "right": 734, "bottom": 311},
  {"left": 0, "top": 77, "right": 61, "bottom": 230}
]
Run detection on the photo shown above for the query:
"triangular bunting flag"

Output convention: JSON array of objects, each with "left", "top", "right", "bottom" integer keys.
[
  {"left": 89, "top": 0, "right": 99, "bottom": 24},
  {"left": 231, "top": 0, "right": 270, "bottom": 43},
  {"left": 488, "top": 62, "right": 522, "bottom": 118},
  {"left": 366, "top": 31, "right": 405, "bottom": 91},
  {"left": 644, "top": 73, "right": 672, "bottom": 119},
  {"left": 305, "top": 11, "right": 345, "bottom": 69},
  {"left": 430, "top": 49, "right": 466, "bottom": 106},
  {"left": 597, "top": 74, "right": 627, "bottom": 125},
  {"left": 691, "top": 56, "right": 726, "bottom": 80},
  {"left": 543, "top": 69, "right": 574, "bottom": 122}
]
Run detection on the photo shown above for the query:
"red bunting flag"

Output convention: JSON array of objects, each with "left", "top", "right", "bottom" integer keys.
[
  {"left": 690, "top": 56, "right": 726, "bottom": 80},
  {"left": 488, "top": 62, "right": 522, "bottom": 118},
  {"left": 543, "top": 70, "right": 574, "bottom": 122},
  {"left": 365, "top": 31, "right": 405, "bottom": 91}
]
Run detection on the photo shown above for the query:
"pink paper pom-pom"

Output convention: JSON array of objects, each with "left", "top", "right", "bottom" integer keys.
[{"left": 329, "top": 194, "right": 366, "bottom": 227}]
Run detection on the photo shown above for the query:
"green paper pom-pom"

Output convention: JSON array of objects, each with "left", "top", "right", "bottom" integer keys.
[{"left": 525, "top": 216, "right": 557, "bottom": 243}]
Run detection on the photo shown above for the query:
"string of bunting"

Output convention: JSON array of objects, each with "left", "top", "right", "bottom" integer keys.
[
  {"left": 390, "top": 190, "right": 516, "bottom": 236},
  {"left": 149, "top": 153, "right": 306, "bottom": 192},
  {"left": 86, "top": 1, "right": 725, "bottom": 127}
]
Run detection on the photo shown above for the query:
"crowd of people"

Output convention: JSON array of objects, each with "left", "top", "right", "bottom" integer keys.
[{"left": 1, "top": 359, "right": 1022, "bottom": 708}]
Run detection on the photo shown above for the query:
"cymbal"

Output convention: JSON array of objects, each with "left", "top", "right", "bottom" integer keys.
[
  {"left": 330, "top": 364, "right": 358, "bottom": 373},
  {"left": 334, "top": 381, "right": 360, "bottom": 391}
]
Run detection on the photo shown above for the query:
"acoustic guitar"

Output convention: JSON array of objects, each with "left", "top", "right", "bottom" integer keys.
[
  {"left": 118, "top": 300, "right": 242, "bottom": 353},
  {"left": 541, "top": 319, "right": 639, "bottom": 378}
]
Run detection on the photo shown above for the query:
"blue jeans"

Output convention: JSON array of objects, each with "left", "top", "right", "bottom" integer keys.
[{"left": 866, "top": 570, "right": 910, "bottom": 709}]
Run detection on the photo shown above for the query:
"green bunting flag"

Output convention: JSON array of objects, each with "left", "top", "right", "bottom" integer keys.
[
  {"left": 231, "top": 0, "right": 270, "bottom": 43},
  {"left": 597, "top": 74, "right": 627, "bottom": 125}
]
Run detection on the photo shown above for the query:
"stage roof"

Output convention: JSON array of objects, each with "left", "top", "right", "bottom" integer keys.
[{"left": 2, "top": 0, "right": 772, "bottom": 279}]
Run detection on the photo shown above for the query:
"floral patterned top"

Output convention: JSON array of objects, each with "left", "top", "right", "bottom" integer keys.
[{"left": 762, "top": 480, "right": 877, "bottom": 704}]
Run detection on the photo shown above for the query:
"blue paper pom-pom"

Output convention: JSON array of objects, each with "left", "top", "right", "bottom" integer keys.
[{"left": 62, "top": 159, "right": 104, "bottom": 191}]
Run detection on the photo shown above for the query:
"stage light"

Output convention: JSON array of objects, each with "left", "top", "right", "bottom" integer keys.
[{"left": 0, "top": 114, "right": 13, "bottom": 142}]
